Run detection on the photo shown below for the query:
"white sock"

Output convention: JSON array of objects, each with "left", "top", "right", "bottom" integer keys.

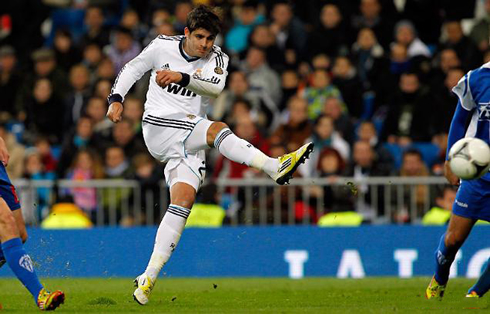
[
  {"left": 214, "top": 128, "right": 278, "bottom": 176},
  {"left": 145, "top": 204, "right": 190, "bottom": 281}
]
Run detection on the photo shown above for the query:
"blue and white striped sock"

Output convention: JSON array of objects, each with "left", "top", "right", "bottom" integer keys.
[{"left": 145, "top": 204, "right": 191, "bottom": 281}]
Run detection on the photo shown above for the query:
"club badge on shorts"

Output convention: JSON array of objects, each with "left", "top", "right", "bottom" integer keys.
[
  {"left": 187, "top": 114, "right": 196, "bottom": 119},
  {"left": 214, "top": 67, "right": 223, "bottom": 75}
]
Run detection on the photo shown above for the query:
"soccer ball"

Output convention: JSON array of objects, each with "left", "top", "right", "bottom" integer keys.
[{"left": 448, "top": 138, "right": 490, "bottom": 180}]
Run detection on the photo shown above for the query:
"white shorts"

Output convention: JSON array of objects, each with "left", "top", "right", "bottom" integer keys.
[{"left": 142, "top": 112, "right": 213, "bottom": 192}]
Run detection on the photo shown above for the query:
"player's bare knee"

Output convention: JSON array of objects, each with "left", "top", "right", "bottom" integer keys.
[{"left": 207, "top": 122, "right": 229, "bottom": 146}]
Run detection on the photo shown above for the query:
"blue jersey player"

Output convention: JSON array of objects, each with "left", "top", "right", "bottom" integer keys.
[
  {"left": 0, "top": 136, "right": 64, "bottom": 310},
  {"left": 426, "top": 62, "right": 490, "bottom": 299}
]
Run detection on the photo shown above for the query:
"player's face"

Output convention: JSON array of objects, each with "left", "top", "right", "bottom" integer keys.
[{"left": 184, "top": 27, "right": 216, "bottom": 58}]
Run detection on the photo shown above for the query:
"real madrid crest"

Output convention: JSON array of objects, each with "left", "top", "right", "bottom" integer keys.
[{"left": 214, "top": 67, "right": 223, "bottom": 75}]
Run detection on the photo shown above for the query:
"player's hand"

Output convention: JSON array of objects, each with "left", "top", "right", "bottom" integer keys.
[
  {"left": 444, "top": 160, "right": 460, "bottom": 186},
  {"left": 156, "top": 70, "right": 183, "bottom": 88},
  {"left": 0, "top": 137, "right": 10, "bottom": 166},
  {"left": 106, "top": 102, "right": 124, "bottom": 123}
]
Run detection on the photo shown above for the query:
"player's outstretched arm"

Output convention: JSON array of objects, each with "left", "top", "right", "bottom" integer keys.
[{"left": 106, "top": 102, "right": 124, "bottom": 123}]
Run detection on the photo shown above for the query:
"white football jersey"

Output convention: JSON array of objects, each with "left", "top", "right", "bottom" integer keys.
[{"left": 109, "top": 35, "right": 229, "bottom": 118}]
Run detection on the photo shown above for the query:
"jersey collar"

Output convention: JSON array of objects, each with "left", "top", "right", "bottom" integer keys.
[{"left": 179, "top": 38, "right": 200, "bottom": 63}]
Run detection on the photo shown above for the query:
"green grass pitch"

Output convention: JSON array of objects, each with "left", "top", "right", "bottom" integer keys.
[{"left": 0, "top": 278, "right": 488, "bottom": 313}]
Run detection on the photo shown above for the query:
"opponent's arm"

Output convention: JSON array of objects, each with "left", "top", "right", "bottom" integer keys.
[
  {"left": 107, "top": 39, "right": 158, "bottom": 123},
  {"left": 445, "top": 72, "right": 474, "bottom": 185}
]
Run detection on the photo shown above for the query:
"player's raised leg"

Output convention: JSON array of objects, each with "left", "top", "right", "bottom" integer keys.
[
  {"left": 426, "top": 214, "right": 475, "bottom": 299},
  {"left": 205, "top": 122, "right": 313, "bottom": 185},
  {"left": 0, "top": 198, "right": 64, "bottom": 310},
  {"left": 134, "top": 178, "right": 197, "bottom": 305}
]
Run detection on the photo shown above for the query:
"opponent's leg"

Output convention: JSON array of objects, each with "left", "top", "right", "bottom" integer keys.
[
  {"left": 134, "top": 180, "right": 197, "bottom": 305},
  {"left": 427, "top": 214, "right": 475, "bottom": 299},
  {"left": 467, "top": 257, "right": 490, "bottom": 297}
]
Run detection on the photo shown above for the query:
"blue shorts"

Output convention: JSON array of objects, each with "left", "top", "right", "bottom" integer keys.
[
  {"left": 0, "top": 181, "right": 21, "bottom": 211},
  {"left": 453, "top": 179, "right": 490, "bottom": 222}
]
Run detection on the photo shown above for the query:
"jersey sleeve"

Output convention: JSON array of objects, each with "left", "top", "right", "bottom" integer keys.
[
  {"left": 180, "top": 49, "right": 229, "bottom": 98},
  {"left": 108, "top": 39, "right": 159, "bottom": 103},
  {"left": 452, "top": 71, "right": 476, "bottom": 111}
]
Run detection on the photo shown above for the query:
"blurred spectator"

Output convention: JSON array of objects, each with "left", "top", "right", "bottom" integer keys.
[
  {"left": 303, "top": 115, "right": 350, "bottom": 176},
  {"left": 396, "top": 148, "right": 430, "bottom": 223},
  {"left": 351, "top": 28, "right": 388, "bottom": 92},
  {"left": 381, "top": 72, "right": 434, "bottom": 143},
  {"left": 101, "top": 146, "right": 133, "bottom": 223},
  {"left": 173, "top": 1, "right": 193, "bottom": 34},
  {"left": 96, "top": 57, "right": 116, "bottom": 80},
  {"left": 34, "top": 136, "right": 57, "bottom": 173},
  {"left": 470, "top": 0, "right": 490, "bottom": 52},
  {"left": 85, "top": 97, "right": 113, "bottom": 138},
  {"left": 214, "top": 71, "right": 278, "bottom": 130},
  {"left": 344, "top": 140, "right": 391, "bottom": 219},
  {"left": 0, "top": 46, "right": 22, "bottom": 120},
  {"left": 421, "top": 185, "right": 456, "bottom": 225},
  {"left": 351, "top": 0, "right": 395, "bottom": 48},
  {"left": 240, "top": 46, "right": 281, "bottom": 104},
  {"left": 0, "top": 124, "right": 24, "bottom": 180},
  {"left": 248, "top": 24, "right": 285, "bottom": 72},
  {"left": 53, "top": 29, "right": 82, "bottom": 72},
  {"left": 120, "top": 9, "right": 148, "bottom": 44},
  {"left": 106, "top": 26, "right": 142, "bottom": 74},
  {"left": 81, "top": 43, "right": 103, "bottom": 83},
  {"left": 357, "top": 121, "right": 394, "bottom": 173},
  {"left": 301, "top": 69, "right": 343, "bottom": 120},
  {"left": 64, "top": 64, "right": 91, "bottom": 129},
  {"left": 270, "top": 96, "right": 312, "bottom": 151},
  {"left": 66, "top": 149, "right": 104, "bottom": 219},
  {"left": 279, "top": 69, "right": 299, "bottom": 112},
  {"left": 130, "top": 153, "right": 164, "bottom": 224},
  {"left": 16, "top": 48, "right": 69, "bottom": 119},
  {"left": 122, "top": 96, "right": 144, "bottom": 135},
  {"left": 332, "top": 56, "right": 364, "bottom": 119},
  {"left": 79, "top": 6, "right": 110, "bottom": 49},
  {"left": 433, "top": 67, "right": 464, "bottom": 135},
  {"left": 225, "top": 0, "right": 264, "bottom": 54},
  {"left": 269, "top": 1, "right": 307, "bottom": 57},
  {"left": 187, "top": 183, "right": 226, "bottom": 227},
  {"left": 322, "top": 97, "right": 355, "bottom": 145},
  {"left": 57, "top": 116, "right": 98, "bottom": 177},
  {"left": 306, "top": 4, "right": 350, "bottom": 59},
  {"left": 23, "top": 149, "right": 56, "bottom": 219},
  {"left": 394, "top": 20, "right": 431, "bottom": 59},
  {"left": 143, "top": 9, "right": 173, "bottom": 45},
  {"left": 93, "top": 77, "right": 113, "bottom": 99},
  {"left": 24, "top": 78, "right": 64, "bottom": 144},
  {"left": 429, "top": 48, "right": 461, "bottom": 92},
  {"left": 109, "top": 118, "right": 146, "bottom": 159},
  {"left": 440, "top": 20, "right": 482, "bottom": 71}
]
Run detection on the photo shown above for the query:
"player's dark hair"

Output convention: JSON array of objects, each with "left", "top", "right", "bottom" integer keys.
[{"left": 186, "top": 5, "right": 221, "bottom": 36}]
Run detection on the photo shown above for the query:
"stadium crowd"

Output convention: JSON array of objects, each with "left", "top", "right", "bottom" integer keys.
[{"left": 0, "top": 0, "right": 487, "bottom": 225}]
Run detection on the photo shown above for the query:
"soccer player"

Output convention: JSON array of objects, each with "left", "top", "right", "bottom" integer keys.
[
  {"left": 426, "top": 62, "right": 490, "bottom": 299},
  {"left": 0, "top": 136, "right": 65, "bottom": 310},
  {"left": 106, "top": 5, "right": 313, "bottom": 305}
]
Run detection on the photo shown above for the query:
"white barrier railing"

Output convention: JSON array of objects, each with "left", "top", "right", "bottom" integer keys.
[{"left": 13, "top": 176, "right": 449, "bottom": 226}]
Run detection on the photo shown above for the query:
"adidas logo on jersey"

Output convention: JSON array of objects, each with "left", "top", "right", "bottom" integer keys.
[
  {"left": 162, "top": 83, "right": 197, "bottom": 97},
  {"left": 161, "top": 63, "right": 170, "bottom": 70}
]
